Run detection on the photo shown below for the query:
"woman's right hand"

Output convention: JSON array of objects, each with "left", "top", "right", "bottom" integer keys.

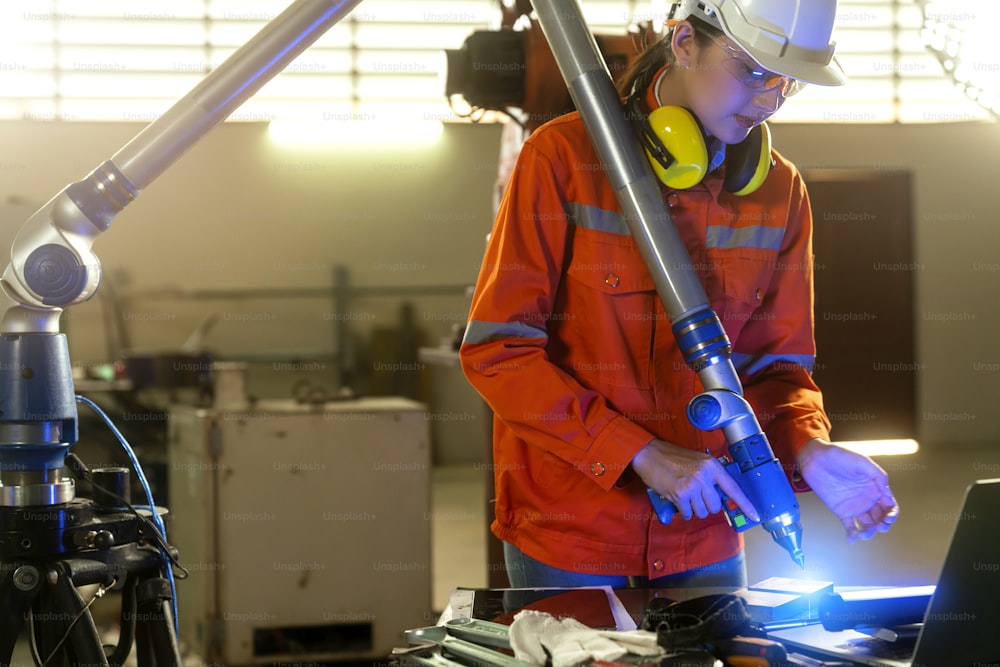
[{"left": 631, "top": 439, "right": 760, "bottom": 523}]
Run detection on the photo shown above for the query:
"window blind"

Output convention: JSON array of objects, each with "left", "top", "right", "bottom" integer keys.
[{"left": 0, "top": 0, "right": 988, "bottom": 124}]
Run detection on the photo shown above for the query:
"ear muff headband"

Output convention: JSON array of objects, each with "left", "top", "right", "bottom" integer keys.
[{"left": 627, "top": 95, "right": 772, "bottom": 196}]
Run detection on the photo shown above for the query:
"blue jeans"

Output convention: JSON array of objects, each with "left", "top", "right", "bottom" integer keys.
[{"left": 503, "top": 541, "right": 747, "bottom": 589}]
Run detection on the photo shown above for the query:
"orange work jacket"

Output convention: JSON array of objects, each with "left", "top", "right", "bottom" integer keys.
[{"left": 460, "top": 83, "right": 832, "bottom": 579}]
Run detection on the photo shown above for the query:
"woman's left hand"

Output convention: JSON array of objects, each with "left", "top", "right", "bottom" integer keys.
[{"left": 797, "top": 438, "right": 900, "bottom": 543}]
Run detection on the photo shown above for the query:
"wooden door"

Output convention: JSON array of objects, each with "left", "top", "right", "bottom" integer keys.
[{"left": 804, "top": 169, "right": 916, "bottom": 441}]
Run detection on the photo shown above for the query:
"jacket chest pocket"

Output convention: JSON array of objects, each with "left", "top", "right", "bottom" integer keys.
[
  {"left": 703, "top": 249, "right": 777, "bottom": 342},
  {"left": 559, "top": 235, "right": 661, "bottom": 390}
]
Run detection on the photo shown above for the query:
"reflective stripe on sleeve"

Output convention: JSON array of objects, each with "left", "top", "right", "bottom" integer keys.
[
  {"left": 463, "top": 319, "right": 549, "bottom": 345},
  {"left": 731, "top": 352, "right": 815, "bottom": 375}
]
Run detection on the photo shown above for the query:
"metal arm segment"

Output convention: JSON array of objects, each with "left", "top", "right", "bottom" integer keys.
[
  {"left": 0, "top": 0, "right": 363, "bottom": 496},
  {"left": 0, "top": 0, "right": 364, "bottom": 335}
]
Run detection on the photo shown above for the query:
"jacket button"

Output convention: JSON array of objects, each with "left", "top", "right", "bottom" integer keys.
[
  {"left": 590, "top": 462, "right": 606, "bottom": 476},
  {"left": 755, "top": 288, "right": 762, "bottom": 302},
  {"left": 652, "top": 559, "right": 665, "bottom": 572},
  {"left": 666, "top": 192, "right": 679, "bottom": 208},
  {"left": 605, "top": 274, "right": 620, "bottom": 288}
]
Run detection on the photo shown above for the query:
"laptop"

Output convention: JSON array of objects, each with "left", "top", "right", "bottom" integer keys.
[{"left": 770, "top": 478, "right": 1000, "bottom": 667}]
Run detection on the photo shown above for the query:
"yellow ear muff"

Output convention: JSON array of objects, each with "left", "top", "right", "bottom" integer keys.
[
  {"left": 724, "top": 122, "right": 773, "bottom": 196},
  {"left": 645, "top": 105, "right": 708, "bottom": 190},
  {"left": 628, "top": 93, "right": 774, "bottom": 195}
]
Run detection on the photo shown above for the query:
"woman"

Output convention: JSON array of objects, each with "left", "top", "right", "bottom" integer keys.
[{"left": 460, "top": 0, "right": 898, "bottom": 589}]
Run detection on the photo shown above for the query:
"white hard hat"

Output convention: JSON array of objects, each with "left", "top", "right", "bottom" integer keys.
[{"left": 669, "top": 0, "right": 847, "bottom": 86}]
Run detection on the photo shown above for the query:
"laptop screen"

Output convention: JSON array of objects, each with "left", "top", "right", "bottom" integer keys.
[
  {"left": 770, "top": 479, "right": 1000, "bottom": 666},
  {"left": 909, "top": 478, "right": 1000, "bottom": 665}
]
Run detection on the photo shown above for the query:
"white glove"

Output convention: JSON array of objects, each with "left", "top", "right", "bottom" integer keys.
[{"left": 508, "top": 609, "right": 661, "bottom": 667}]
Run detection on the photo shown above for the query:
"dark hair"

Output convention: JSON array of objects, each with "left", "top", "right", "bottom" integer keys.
[{"left": 617, "top": 16, "right": 723, "bottom": 98}]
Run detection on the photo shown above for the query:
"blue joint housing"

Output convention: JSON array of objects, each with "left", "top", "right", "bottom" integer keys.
[
  {"left": 0, "top": 333, "right": 78, "bottom": 475},
  {"left": 671, "top": 308, "right": 731, "bottom": 372}
]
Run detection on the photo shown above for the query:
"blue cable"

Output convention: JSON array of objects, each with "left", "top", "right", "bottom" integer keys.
[{"left": 74, "top": 395, "right": 180, "bottom": 637}]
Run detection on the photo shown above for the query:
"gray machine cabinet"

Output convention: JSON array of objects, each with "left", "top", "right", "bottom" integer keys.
[{"left": 167, "top": 397, "right": 432, "bottom": 665}]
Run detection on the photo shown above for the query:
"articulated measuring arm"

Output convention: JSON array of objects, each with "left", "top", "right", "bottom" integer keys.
[
  {"left": 0, "top": 0, "right": 364, "bottom": 485},
  {"left": 530, "top": 0, "right": 804, "bottom": 566},
  {"left": 0, "top": 0, "right": 366, "bottom": 335}
]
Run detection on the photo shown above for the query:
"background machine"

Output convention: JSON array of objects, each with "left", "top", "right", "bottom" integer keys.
[{"left": 168, "top": 385, "right": 430, "bottom": 664}]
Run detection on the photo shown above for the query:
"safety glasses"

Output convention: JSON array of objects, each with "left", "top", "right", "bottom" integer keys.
[{"left": 710, "top": 36, "right": 807, "bottom": 98}]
